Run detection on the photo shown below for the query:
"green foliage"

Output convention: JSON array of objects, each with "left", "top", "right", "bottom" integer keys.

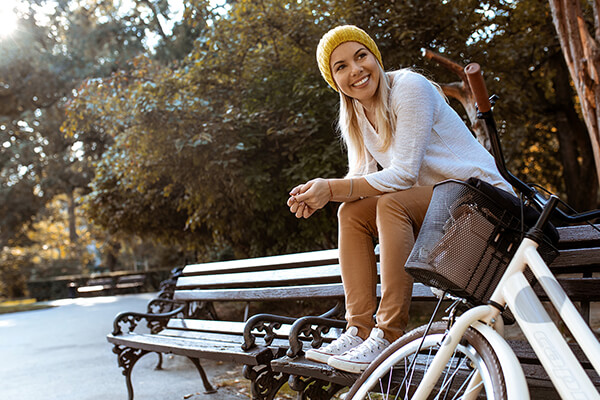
[{"left": 66, "top": 1, "right": 346, "bottom": 257}]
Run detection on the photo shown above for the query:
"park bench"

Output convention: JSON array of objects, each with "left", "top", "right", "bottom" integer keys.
[
  {"left": 114, "top": 274, "right": 147, "bottom": 294},
  {"left": 105, "top": 248, "right": 437, "bottom": 400},
  {"left": 76, "top": 273, "right": 147, "bottom": 297},
  {"left": 77, "top": 276, "right": 115, "bottom": 296}
]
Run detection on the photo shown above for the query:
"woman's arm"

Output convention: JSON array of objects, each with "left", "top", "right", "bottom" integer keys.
[
  {"left": 287, "top": 177, "right": 383, "bottom": 219},
  {"left": 362, "top": 71, "right": 438, "bottom": 191}
]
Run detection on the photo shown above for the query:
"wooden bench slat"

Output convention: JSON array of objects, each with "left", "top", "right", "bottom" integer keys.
[
  {"left": 174, "top": 283, "right": 435, "bottom": 302},
  {"left": 159, "top": 328, "right": 299, "bottom": 348},
  {"left": 166, "top": 319, "right": 248, "bottom": 335},
  {"left": 174, "top": 284, "right": 347, "bottom": 301},
  {"left": 108, "top": 332, "right": 273, "bottom": 365},
  {"left": 183, "top": 249, "right": 339, "bottom": 276},
  {"left": 163, "top": 321, "right": 340, "bottom": 344},
  {"left": 271, "top": 355, "right": 358, "bottom": 386},
  {"left": 549, "top": 247, "right": 600, "bottom": 271},
  {"left": 176, "top": 264, "right": 344, "bottom": 289},
  {"left": 534, "top": 278, "right": 600, "bottom": 301},
  {"left": 557, "top": 225, "right": 600, "bottom": 246}
]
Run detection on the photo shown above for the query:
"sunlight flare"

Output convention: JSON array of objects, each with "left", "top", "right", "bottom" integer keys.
[{"left": 0, "top": 1, "right": 19, "bottom": 38}]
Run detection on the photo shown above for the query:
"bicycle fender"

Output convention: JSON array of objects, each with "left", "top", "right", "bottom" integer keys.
[{"left": 472, "top": 321, "right": 530, "bottom": 400}]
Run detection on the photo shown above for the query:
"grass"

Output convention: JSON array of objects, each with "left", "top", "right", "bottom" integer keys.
[{"left": 0, "top": 298, "right": 55, "bottom": 314}]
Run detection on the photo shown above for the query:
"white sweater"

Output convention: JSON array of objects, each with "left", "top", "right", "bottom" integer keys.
[{"left": 352, "top": 69, "right": 513, "bottom": 193}]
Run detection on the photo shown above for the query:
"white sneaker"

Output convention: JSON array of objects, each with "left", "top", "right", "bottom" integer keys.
[
  {"left": 305, "top": 326, "right": 364, "bottom": 364},
  {"left": 327, "top": 327, "right": 390, "bottom": 373}
]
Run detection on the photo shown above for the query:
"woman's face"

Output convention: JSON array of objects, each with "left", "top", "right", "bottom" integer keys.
[{"left": 330, "top": 41, "right": 380, "bottom": 107}]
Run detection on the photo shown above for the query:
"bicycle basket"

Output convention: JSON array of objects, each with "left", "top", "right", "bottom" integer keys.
[{"left": 405, "top": 179, "right": 559, "bottom": 306}]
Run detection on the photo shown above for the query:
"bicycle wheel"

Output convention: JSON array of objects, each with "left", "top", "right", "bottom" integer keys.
[{"left": 347, "top": 321, "right": 507, "bottom": 399}]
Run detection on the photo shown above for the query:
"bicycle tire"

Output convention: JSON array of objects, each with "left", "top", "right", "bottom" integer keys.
[{"left": 346, "top": 321, "right": 507, "bottom": 399}]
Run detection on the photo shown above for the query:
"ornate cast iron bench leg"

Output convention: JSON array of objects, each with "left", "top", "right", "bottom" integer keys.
[
  {"left": 188, "top": 357, "right": 217, "bottom": 394},
  {"left": 243, "top": 364, "right": 289, "bottom": 400},
  {"left": 113, "top": 345, "right": 150, "bottom": 400}
]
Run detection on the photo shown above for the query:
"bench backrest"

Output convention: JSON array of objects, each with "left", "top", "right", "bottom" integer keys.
[
  {"left": 173, "top": 224, "right": 600, "bottom": 304},
  {"left": 173, "top": 249, "right": 436, "bottom": 303}
]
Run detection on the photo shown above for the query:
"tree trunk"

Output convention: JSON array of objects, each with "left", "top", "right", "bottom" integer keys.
[
  {"left": 104, "top": 240, "right": 121, "bottom": 272},
  {"left": 67, "top": 189, "right": 78, "bottom": 243},
  {"left": 550, "top": 54, "right": 599, "bottom": 210},
  {"left": 548, "top": 0, "right": 600, "bottom": 189}
]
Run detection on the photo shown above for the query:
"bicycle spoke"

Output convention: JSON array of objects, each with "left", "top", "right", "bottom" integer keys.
[
  {"left": 446, "top": 363, "right": 476, "bottom": 400},
  {"left": 453, "top": 370, "right": 483, "bottom": 400},
  {"left": 436, "top": 351, "right": 468, "bottom": 399}
]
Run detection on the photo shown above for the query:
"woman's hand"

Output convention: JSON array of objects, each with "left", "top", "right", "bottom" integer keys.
[{"left": 287, "top": 178, "right": 331, "bottom": 219}]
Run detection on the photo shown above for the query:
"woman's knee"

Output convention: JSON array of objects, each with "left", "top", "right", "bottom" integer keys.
[
  {"left": 376, "top": 188, "right": 433, "bottom": 231},
  {"left": 376, "top": 192, "right": 408, "bottom": 218},
  {"left": 376, "top": 188, "right": 432, "bottom": 216},
  {"left": 338, "top": 198, "right": 373, "bottom": 222},
  {"left": 337, "top": 201, "right": 355, "bottom": 221}
]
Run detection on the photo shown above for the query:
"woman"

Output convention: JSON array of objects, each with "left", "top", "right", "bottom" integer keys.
[{"left": 287, "top": 25, "right": 511, "bottom": 374}]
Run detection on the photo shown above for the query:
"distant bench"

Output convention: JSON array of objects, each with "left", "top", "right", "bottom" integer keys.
[
  {"left": 76, "top": 274, "right": 146, "bottom": 297},
  {"left": 106, "top": 224, "right": 600, "bottom": 399}
]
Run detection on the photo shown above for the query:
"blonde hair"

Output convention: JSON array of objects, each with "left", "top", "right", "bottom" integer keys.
[
  {"left": 338, "top": 67, "right": 447, "bottom": 177},
  {"left": 339, "top": 63, "right": 396, "bottom": 177}
]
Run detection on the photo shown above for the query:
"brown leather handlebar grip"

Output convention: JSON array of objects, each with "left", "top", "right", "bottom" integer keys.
[{"left": 465, "top": 63, "right": 491, "bottom": 113}]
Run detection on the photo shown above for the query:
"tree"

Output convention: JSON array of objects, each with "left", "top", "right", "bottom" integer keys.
[
  {"left": 0, "top": 0, "right": 192, "bottom": 296},
  {"left": 549, "top": 0, "right": 600, "bottom": 190},
  {"left": 66, "top": 1, "right": 346, "bottom": 258}
]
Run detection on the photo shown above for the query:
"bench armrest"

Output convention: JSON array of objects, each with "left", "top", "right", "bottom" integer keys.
[
  {"left": 146, "top": 298, "right": 186, "bottom": 314},
  {"left": 111, "top": 303, "right": 186, "bottom": 335},
  {"left": 287, "top": 315, "right": 346, "bottom": 358},
  {"left": 242, "top": 314, "right": 298, "bottom": 351}
]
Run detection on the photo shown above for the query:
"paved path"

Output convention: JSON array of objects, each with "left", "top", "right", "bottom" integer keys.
[{"left": 0, "top": 293, "right": 250, "bottom": 400}]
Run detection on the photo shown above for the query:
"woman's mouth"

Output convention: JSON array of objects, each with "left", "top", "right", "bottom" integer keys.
[{"left": 352, "top": 75, "right": 370, "bottom": 87}]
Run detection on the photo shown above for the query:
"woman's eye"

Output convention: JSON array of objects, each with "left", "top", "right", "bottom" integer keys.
[{"left": 336, "top": 64, "right": 346, "bottom": 71}]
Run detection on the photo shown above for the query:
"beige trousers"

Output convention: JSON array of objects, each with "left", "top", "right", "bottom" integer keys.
[{"left": 337, "top": 186, "right": 433, "bottom": 342}]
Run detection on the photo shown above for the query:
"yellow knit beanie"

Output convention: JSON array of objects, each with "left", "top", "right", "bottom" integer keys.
[{"left": 316, "top": 25, "right": 383, "bottom": 91}]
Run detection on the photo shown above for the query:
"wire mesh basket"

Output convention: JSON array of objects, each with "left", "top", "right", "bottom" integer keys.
[{"left": 406, "top": 179, "right": 559, "bottom": 307}]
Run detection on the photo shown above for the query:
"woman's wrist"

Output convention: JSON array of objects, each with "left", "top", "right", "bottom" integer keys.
[
  {"left": 328, "top": 178, "right": 354, "bottom": 202},
  {"left": 329, "top": 177, "right": 381, "bottom": 201},
  {"left": 326, "top": 179, "right": 333, "bottom": 201}
]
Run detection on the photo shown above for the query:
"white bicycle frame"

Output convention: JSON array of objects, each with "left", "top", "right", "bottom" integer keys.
[{"left": 410, "top": 237, "right": 600, "bottom": 400}]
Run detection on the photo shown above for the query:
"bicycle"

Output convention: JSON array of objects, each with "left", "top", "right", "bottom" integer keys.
[{"left": 345, "top": 63, "right": 600, "bottom": 400}]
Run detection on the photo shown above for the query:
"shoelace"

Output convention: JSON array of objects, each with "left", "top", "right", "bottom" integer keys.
[
  {"left": 344, "top": 337, "right": 386, "bottom": 356},
  {"left": 325, "top": 332, "right": 360, "bottom": 351}
]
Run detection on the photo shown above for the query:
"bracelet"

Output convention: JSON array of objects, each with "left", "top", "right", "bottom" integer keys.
[
  {"left": 347, "top": 178, "right": 354, "bottom": 198},
  {"left": 327, "top": 180, "right": 333, "bottom": 201}
]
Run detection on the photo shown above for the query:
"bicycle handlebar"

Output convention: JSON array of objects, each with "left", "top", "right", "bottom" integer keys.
[
  {"left": 464, "top": 63, "right": 600, "bottom": 224},
  {"left": 464, "top": 63, "right": 491, "bottom": 113}
]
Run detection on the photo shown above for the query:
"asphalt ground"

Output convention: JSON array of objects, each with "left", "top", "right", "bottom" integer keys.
[{"left": 0, "top": 293, "right": 252, "bottom": 400}]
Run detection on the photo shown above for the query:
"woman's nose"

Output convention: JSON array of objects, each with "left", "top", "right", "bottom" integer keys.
[{"left": 350, "top": 62, "right": 362, "bottom": 76}]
